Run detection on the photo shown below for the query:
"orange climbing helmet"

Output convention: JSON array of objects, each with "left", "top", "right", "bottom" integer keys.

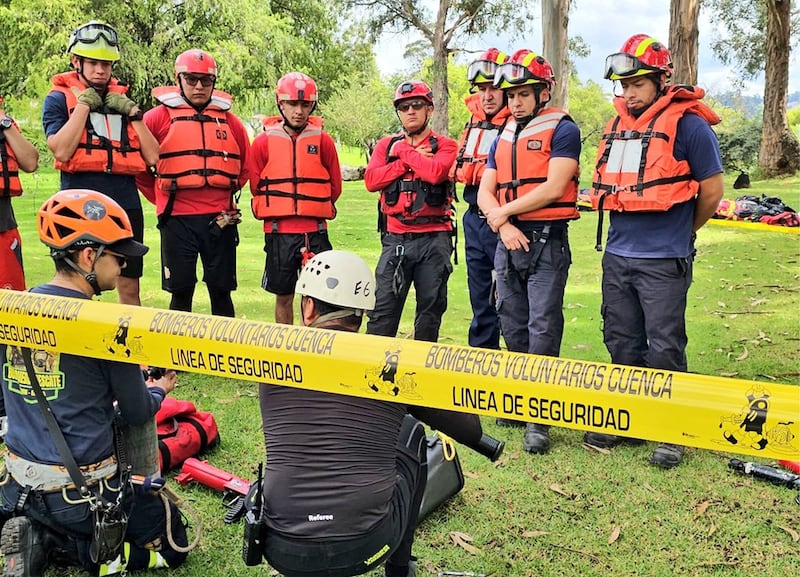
[{"left": 38, "top": 189, "right": 147, "bottom": 256}]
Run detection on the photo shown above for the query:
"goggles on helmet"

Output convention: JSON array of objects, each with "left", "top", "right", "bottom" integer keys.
[
  {"left": 467, "top": 60, "right": 500, "bottom": 84},
  {"left": 492, "top": 62, "right": 548, "bottom": 88},
  {"left": 72, "top": 23, "right": 119, "bottom": 48},
  {"left": 604, "top": 52, "right": 660, "bottom": 80}
]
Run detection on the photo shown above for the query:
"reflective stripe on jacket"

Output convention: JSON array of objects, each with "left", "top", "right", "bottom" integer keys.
[
  {"left": 453, "top": 94, "right": 510, "bottom": 187},
  {"left": 251, "top": 116, "right": 334, "bottom": 220},
  {"left": 50, "top": 72, "right": 146, "bottom": 176},
  {"left": 495, "top": 108, "right": 579, "bottom": 222},
  {"left": 152, "top": 86, "right": 242, "bottom": 192},
  {"left": 590, "top": 84, "right": 721, "bottom": 212}
]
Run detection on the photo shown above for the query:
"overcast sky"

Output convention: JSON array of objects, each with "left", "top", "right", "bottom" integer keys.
[{"left": 374, "top": 2, "right": 799, "bottom": 98}]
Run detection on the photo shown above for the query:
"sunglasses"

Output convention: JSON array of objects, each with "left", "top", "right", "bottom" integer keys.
[
  {"left": 102, "top": 251, "right": 127, "bottom": 268},
  {"left": 73, "top": 23, "right": 119, "bottom": 47},
  {"left": 467, "top": 60, "right": 499, "bottom": 83},
  {"left": 396, "top": 100, "right": 428, "bottom": 112},
  {"left": 604, "top": 53, "right": 660, "bottom": 80},
  {"left": 182, "top": 74, "right": 215, "bottom": 87}
]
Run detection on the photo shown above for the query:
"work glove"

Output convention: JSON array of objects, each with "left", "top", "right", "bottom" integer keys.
[
  {"left": 71, "top": 87, "right": 102, "bottom": 111},
  {"left": 105, "top": 92, "right": 138, "bottom": 116}
]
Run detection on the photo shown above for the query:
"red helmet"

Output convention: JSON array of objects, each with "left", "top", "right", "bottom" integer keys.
[
  {"left": 175, "top": 49, "right": 218, "bottom": 77},
  {"left": 38, "top": 189, "right": 144, "bottom": 254},
  {"left": 393, "top": 80, "right": 433, "bottom": 107},
  {"left": 493, "top": 49, "right": 555, "bottom": 90},
  {"left": 467, "top": 48, "right": 509, "bottom": 84},
  {"left": 276, "top": 72, "right": 318, "bottom": 102},
  {"left": 605, "top": 34, "right": 673, "bottom": 80}
]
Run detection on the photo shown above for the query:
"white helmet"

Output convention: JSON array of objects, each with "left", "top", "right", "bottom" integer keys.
[{"left": 297, "top": 250, "right": 375, "bottom": 314}]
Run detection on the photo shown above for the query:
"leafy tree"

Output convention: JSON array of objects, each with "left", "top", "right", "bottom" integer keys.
[
  {"left": 342, "top": 0, "right": 535, "bottom": 135},
  {"left": 707, "top": 0, "right": 799, "bottom": 176},
  {"left": 566, "top": 77, "right": 615, "bottom": 184},
  {"left": 324, "top": 77, "right": 397, "bottom": 161}
]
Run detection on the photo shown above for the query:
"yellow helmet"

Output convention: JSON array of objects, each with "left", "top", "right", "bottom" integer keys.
[{"left": 68, "top": 22, "right": 120, "bottom": 62}]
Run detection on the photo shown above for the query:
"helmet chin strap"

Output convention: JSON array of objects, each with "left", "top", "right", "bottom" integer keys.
[
  {"left": 76, "top": 58, "right": 109, "bottom": 95},
  {"left": 516, "top": 86, "right": 550, "bottom": 126},
  {"left": 59, "top": 245, "right": 105, "bottom": 295},
  {"left": 402, "top": 111, "right": 430, "bottom": 138},
  {"left": 278, "top": 101, "right": 316, "bottom": 132}
]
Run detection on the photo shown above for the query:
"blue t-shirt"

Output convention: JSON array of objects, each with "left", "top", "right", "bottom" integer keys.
[
  {"left": 42, "top": 91, "right": 142, "bottom": 211},
  {"left": 605, "top": 113, "right": 723, "bottom": 259},
  {"left": 1, "top": 284, "right": 163, "bottom": 465}
]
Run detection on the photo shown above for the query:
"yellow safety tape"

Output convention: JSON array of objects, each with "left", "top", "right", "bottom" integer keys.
[
  {"left": 706, "top": 219, "right": 800, "bottom": 234},
  {"left": 0, "top": 290, "right": 797, "bottom": 460}
]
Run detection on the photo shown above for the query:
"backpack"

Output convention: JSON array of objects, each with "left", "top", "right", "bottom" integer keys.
[{"left": 156, "top": 398, "right": 220, "bottom": 472}]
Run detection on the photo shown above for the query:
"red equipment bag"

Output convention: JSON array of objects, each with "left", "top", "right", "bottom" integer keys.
[{"left": 156, "top": 397, "right": 220, "bottom": 472}]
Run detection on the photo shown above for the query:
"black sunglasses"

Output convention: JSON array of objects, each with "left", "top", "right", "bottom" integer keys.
[
  {"left": 397, "top": 101, "right": 427, "bottom": 112},
  {"left": 182, "top": 74, "right": 215, "bottom": 87},
  {"left": 102, "top": 252, "right": 127, "bottom": 267}
]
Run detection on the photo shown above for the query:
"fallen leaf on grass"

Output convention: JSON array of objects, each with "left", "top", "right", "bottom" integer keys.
[
  {"left": 735, "top": 346, "right": 749, "bottom": 361},
  {"left": 582, "top": 443, "right": 611, "bottom": 454},
  {"left": 694, "top": 500, "right": 713, "bottom": 519},
  {"left": 608, "top": 525, "right": 621, "bottom": 545},
  {"left": 717, "top": 301, "right": 727, "bottom": 308},
  {"left": 522, "top": 530, "right": 550, "bottom": 538},
  {"left": 448, "top": 531, "right": 481, "bottom": 555},
  {"left": 708, "top": 524, "right": 717, "bottom": 537},
  {"left": 778, "top": 525, "right": 800, "bottom": 542},
  {"left": 464, "top": 471, "right": 480, "bottom": 479},
  {"left": 719, "top": 371, "right": 739, "bottom": 377},
  {"left": 550, "top": 483, "right": 569, "bottom": 497},
  {"left": 643, "top": 482, "right": 658, "bottom": 493}
]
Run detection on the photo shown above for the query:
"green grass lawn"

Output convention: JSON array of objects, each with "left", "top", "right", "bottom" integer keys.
[{"left": 8, "top": 169, "right": 800, "bottom": 577}]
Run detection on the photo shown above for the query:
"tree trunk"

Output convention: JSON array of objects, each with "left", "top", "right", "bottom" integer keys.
[
  {"left": 541, "top": 0, "right": 571, "bottom": 109},
  {"left": 759, "top": 0, "right": 800, "bottom": 177},
  {"left": 430, "top": 0, "right": 450, "bottom": 135},
  {"left": 668, "top": 0, "right": 700, "bottom": 85}
]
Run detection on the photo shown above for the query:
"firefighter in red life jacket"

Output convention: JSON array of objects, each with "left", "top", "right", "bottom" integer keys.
[
  {"left": 364, "top": 80, "right": 458, "bottom": 342},
  {"left": 137, "top": 49, "right": 250, "bottom": 318},
  {"left": 477, "top": 49, "right": 581, "bottom": 454},
  {"left": 0, "top": 94, "right": 39, "bottom": 292},
  {"left": 247, "top": 72, "right": 342, "bottom": 325},
  {"left": 43, "top": 21, "right": 159, "bottom": 306},
  {"left": 586, "top": 35, "right": 724, "bottom": 469},
  {"left": 452, "top": 48, "right": 511, "bottom": 353}
]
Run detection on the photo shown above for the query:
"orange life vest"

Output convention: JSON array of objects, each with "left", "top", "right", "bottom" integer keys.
[
  {"left": 251, "top": 116, "right": 334, "bottom": 220},
  {"left": 590, "top": 85, "right": 721, "bottom": 212},
  {"left": 381, "top": 133, "right": 454, "bottom": 228},
  {"left": 50, "top": 72, "right": 146, "bottom": 176},
  {"left": 0, "top": 126, "right": 22, "bottom": 197},
  {"left": 495, "top": 108, "right": 579, "bottom": 222},
  {"left": 152, "top": 86, "right": 242, "bottom": 193},
  {"left": 453, "top": 94, "right": 510, "bottom": 187}
]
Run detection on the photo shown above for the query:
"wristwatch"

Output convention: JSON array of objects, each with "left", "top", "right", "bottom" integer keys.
[
  {"left": 129, "top": 110, "right": 145, "bottom": 122},
  {"left": 0, "top": 117, "right": 13, "bottom": 131}
]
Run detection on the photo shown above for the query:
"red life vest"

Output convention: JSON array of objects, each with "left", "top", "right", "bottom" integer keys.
[
  {"left": 381, "top": 133, "right": 454, "bottom": 229},
  {"left": 590, "top": 85, "right": 721, "bottom": 212},
  {"left": 0, "top": 124, "right": 22, "bottom": 197},
  {"left": 495, "top": 108, "right": 579, "bottom": 222},
  {"left": 251, "top": 116, "right": 334, "bottom": 220},
  {"left": 453, "top": 94, "right": 510, "bottom": 187},
  {"left": 152, "top": 86, "right": 242, "bottom": 193},
  {"left": 50, "top": 72, "right": 146, "bottom": 176}
]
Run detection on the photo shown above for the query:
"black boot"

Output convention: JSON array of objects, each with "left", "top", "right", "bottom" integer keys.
[{"left": 1, "top": 516, "right": 50, "bottom": 577}]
